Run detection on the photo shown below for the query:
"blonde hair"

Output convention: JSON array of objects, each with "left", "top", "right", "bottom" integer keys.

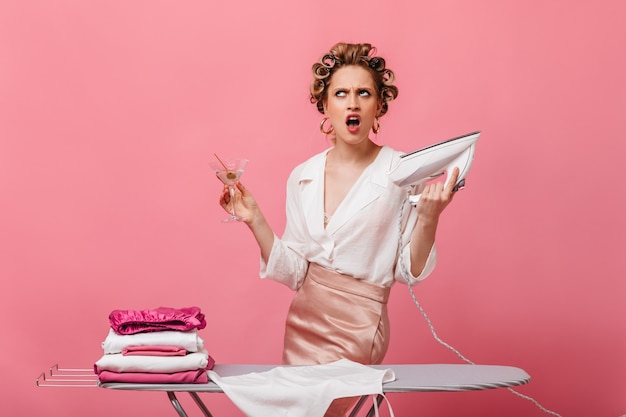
[{"left": 310, "top": 42, "right": 399, "bottom": 115}]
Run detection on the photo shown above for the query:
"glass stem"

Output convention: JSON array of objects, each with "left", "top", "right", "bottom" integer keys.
[{"left": 229, "top": 185, "right": 237, "bottom": 218}]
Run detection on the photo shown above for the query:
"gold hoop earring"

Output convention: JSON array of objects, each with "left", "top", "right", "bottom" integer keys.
[
  {"left": 320, "top": 117, "right": 334, "bottom": 135},
  {"left": 372, "top": 117, "right": 381, "bottom": 134}
]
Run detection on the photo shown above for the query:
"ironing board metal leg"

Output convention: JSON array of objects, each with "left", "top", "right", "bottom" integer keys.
[
  {"left": 348, "top": 395, "right": 369, "bottom": 417},
  {"left": 189, "top": 392, "right": 215, "bottom": 417},
  {"left": 167, "top": 391, "right": 190, "bottom": 417},
  {"left": 364, "top": 394, "right": 384, "bottom": 417}
]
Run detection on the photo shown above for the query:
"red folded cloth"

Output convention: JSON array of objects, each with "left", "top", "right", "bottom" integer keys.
[{"left": 109, "top": 306, "right": 206, "bottom": 335}]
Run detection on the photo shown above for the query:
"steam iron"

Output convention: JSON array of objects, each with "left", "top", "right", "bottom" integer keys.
[{"left": 387, "top": 131, "right": 480, "bottom": 205}]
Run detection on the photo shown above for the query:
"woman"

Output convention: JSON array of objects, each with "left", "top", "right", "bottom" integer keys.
[{"left": 217, "top": 42, "right": 458, "bottom": 415}]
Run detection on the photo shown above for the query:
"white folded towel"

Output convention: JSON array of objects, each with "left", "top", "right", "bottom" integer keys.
[
  {"left": 95, "top": 349, "right": 209, "bottom": 374},
  {"left": 208, "top": 359, "right": 395, "bottom": 417},
  {"left": 101, "top": 328, "right": 204, "bottom": 354}
]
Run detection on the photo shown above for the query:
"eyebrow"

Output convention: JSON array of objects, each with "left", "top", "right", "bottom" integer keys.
[{"left": 330, "top": 85, "right": 375, "bottom": 92}]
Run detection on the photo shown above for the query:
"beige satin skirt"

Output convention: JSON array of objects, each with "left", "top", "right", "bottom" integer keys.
[{"left": 282, "top": 263, "right": 391, "bottom": 416}]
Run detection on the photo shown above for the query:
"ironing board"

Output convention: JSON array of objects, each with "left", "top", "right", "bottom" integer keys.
[{"left": 99, "top": 363, "right": 531, "bottom": 417}]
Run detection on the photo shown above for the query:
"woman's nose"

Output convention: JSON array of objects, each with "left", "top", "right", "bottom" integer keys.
[{"left": 347, "top": 93, "right": 360, "bottom": 110}]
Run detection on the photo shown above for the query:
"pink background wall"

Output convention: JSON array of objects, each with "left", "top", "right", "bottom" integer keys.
[{"left": 1, "top": 1, "right": 624, "bottom": 416}]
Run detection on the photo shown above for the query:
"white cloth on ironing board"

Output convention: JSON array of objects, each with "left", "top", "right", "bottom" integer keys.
[{"left": 208, "top": 359, "right": 395, "bottom": 417}]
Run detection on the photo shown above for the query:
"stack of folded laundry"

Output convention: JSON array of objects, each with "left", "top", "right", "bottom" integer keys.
[{"left": 94, "top": 306, "right": 214, "bottom": 384}]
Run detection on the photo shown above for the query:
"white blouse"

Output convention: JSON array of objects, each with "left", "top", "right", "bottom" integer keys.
[{"left": 260, "top": 146, "right": 437, "bottom": 290}]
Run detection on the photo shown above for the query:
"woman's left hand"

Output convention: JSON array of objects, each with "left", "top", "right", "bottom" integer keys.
[{"left": 416, "top": 167, "right": 460, "bottom": 223}]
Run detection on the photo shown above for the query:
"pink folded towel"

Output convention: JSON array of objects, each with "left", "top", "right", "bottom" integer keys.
[
  {"left": 122, "top": 345, "right": 188, "bottom": 356},
  {"left": 98, "top": 368, "right": 210, "bottom": 384}
]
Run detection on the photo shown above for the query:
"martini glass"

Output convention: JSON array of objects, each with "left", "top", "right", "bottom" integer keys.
[{"left": 210, "top": 157, "right": 248, "bottom": 222}]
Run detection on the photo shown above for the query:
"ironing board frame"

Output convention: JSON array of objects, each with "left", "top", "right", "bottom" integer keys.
[{"left": 99, "top": 363, "right": 531, "bottom": 417}]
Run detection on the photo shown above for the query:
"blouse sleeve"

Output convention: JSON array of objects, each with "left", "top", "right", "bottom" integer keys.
[{"left": 259, "top": 168, "right": 309, "bottom": 291}]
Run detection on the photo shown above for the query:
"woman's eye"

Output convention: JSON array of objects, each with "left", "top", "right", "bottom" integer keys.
[
  {"left": 335, "top": 91, "right": 347, "bottom": 97},
  {"left": 359, "top": 90, "right": 371, "bottom": 96}
]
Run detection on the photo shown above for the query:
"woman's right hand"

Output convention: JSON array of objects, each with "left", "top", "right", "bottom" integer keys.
[{"left": 218, "top": 181, "right": 260, "bottom": 225}]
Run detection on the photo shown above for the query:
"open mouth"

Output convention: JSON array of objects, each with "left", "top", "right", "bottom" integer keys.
[{"left": 346, "top": 115, "right": 361, "bottom": 130}]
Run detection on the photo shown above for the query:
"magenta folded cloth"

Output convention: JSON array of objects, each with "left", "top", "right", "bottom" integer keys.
[
  {"left": 109, "top": 306, "right": 206, "bottom": 335},
  {"left": 122, "top": 345, "right": 188, "bottom": 356},
  {"left": 98, "top": 368, "right": 210, "bottom": 384}
]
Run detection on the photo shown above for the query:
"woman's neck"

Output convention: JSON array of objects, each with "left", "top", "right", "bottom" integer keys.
[{"left": 329, "top": 139, "right": 381, "bottom": 166}]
